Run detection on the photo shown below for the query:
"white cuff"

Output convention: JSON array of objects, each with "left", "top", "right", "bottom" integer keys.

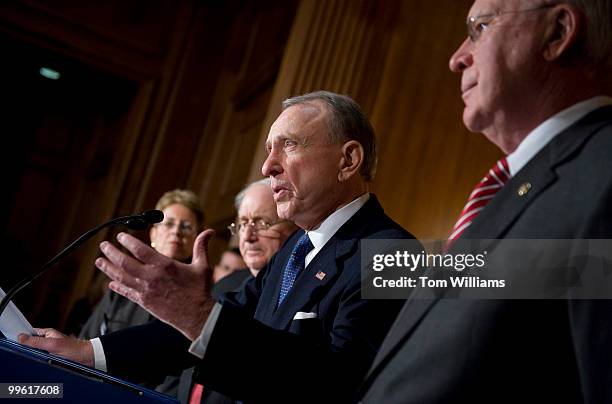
[{"left": 90, "top": 338, "right": 107, "bottom": 372}]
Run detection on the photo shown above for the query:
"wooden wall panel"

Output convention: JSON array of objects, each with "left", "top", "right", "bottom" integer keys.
[
  {"left": 0, "top": 0, "right": 193, "bottom": 78},
  {"left": 186, "top": 1, "right": 298, "bottom": 263}
]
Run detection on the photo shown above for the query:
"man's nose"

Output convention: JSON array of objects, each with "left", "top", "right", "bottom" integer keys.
[
  {"left": 449, "top": 38, "right": 473, "bottom": 73},
  {"left": 241, "top": 224, "right": 258, "bottom": 241},
  {"left": 262, "top": 149, "right": 282, "bottom": 177}
]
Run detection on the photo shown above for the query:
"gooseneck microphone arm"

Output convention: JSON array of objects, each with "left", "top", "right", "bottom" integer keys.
[{"left": 0, "top": 210, "right": 164, "bottom": 320}]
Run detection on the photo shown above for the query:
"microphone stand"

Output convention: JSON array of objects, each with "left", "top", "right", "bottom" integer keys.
[{"left": 0, "top": 211, "right": 163, "bottom": 319}]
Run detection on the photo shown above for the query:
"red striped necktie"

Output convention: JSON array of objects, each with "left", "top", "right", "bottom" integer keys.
[{"left": 448, "top": 158, "right": 510, "bottom": 242}]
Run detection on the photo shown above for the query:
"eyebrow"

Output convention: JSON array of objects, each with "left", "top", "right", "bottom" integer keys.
[{"left": 239, "top": 216, "right": 272, "bottom": 222}]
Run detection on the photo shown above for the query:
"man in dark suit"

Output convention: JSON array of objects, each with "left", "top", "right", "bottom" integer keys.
[
  {"left": 360, "top": 0, "right": 612, "bottom": 402},
  {"left": 21, "top": 91, "right": 417, "bottom": 403}
]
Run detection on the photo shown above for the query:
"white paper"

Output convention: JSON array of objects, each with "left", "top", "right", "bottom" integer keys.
[{"left": 0, "top": 287, "right": 35, "bottom": 342}]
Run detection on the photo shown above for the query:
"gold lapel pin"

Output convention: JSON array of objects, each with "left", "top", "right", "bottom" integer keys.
[
  {"left": 518, "top": 182, "right": 532, "bottom": 196},
  {"left": 315, "top": 271, "right": 326, "bottom": 280}
]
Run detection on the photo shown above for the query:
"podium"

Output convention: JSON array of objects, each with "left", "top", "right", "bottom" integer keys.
[{"left": 0, "top": 338, "right": 178, "bottom": 403}]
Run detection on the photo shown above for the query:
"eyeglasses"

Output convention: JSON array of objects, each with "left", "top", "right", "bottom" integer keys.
[
  {"left": 155, "top": 219, "right": 196, "bottom": 235},
  {"left": 227, "top": 219, "right": 286, "bottom": 236},
  {"left": 467, "top": 4, "right": 556, "bottom": 42}
]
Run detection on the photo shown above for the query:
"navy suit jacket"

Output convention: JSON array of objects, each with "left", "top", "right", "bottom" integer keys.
[
  {"left": 359, "top": 106, "right": 612, "bottom": 403},
  {"left": 101, "top": 195, "right": 417, "bottom": 402}
]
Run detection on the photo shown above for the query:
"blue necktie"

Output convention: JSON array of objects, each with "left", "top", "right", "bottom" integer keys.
[{"left": 278, "top": 233, "right": 314, "bottom": 306}]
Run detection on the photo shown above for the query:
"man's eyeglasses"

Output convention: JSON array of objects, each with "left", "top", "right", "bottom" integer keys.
[
  {"left": 467, "top": 4, "right": 556, "bottom": 42},
  {"left": 155, "top": 219, "right": 196, "bottom": 235},
  {"left": 227, "top": 219, "right": 286, "bottom": 236}
]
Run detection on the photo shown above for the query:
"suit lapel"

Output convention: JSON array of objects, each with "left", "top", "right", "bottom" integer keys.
[
  {"left": 460, "top": 160, "right": 557, "bottom": 242},
  {"left": 254, "top": 233, "right": 297, "bottom": 326},
  {"left": 363, "top": 105, "right": 612, "bottom": 387},
  {"left": 463, "top": 105, "right": 612, "bottom": 241},
  {"left": 269, "top": 237, "right": 345, "bottom": 329},
  {"left": 256, "top": 196, "right": 383, "bottom": 330},
  {"left": 362, "top": 292, "right": 436, "bottom": 385}
]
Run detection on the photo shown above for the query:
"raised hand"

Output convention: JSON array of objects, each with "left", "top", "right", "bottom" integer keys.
[{"left": 95, "top": 229, "right": 216, "bottom": 341}]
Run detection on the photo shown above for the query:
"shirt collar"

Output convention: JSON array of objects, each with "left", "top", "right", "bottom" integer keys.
[
  {"left": 507, "top": 95, "right": 612, "bottom": 176},
  {"left": 305, "top": 193, "right": 370, "bottom": 263}
]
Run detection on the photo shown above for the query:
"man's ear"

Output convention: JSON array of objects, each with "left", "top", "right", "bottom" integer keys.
[
  {"left": 543, "top": 4, "right": 581, "bottom": 62},
  {"left": 338, "top": 140, "right": 364, "bottom": 182}
]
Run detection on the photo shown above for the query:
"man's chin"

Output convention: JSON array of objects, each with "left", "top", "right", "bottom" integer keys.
[
  {"left": 245, "top": 259, "right": 265, "bottom": 270},
  {"left": 276, "top": 201, "right": 295, "bottom": 221},
  {"left": 463, "top": 109, "right": 487, "bottom": 134}
]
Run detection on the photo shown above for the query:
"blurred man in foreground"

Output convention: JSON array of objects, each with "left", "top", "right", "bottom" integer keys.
[{"left": 360, "top": 1, "right": 612, "bottom": 402}]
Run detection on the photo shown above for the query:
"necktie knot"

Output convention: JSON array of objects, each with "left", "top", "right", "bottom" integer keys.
[
  {"left": 278, "top": 233, "right": 314, "bottom": 306},
  {"left": 448, "top": 158, "right": 510, "bottom": 242}
]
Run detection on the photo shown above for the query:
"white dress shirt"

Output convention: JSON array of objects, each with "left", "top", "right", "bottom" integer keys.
[
  {"left": 507, "top": 95, "right": 612, "bottom": 176},
  {"left": 305, "top": 192, "right": 370, "bottom": 266}
]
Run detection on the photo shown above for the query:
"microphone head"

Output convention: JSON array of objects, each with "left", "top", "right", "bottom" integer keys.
[
  {"left": 142, "top": 210, "right": 164, "bottom": 224},
  {"left": 122, "top": 210, "right": 164, "bottom": 230},
  {"left": 124, "top": 218, "right": 149, "bottom": 231}
]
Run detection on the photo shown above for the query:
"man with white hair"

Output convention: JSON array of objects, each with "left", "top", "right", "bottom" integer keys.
[{"left": 360, "top": 1, "right": 612, "bottom": 402}]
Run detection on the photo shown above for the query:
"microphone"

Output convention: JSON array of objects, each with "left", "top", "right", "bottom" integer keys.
[{"left": 0, "top": 210, "right": 164, "bottom": 319}]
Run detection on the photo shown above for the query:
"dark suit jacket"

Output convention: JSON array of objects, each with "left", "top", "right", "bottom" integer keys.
[
  {"left": 100, "top": 195, "right": 417, "bottom": 403},
  {"left": 178, "top": 270, "right": 253, "bottom": 404},
  {"left": 360, "top": 106, "right": 612, "bottom": 403}
]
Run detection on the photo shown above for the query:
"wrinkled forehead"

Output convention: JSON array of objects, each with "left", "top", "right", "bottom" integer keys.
[
  {"left": 468, "top": 0, "right": 524, "bottom": 16},
  {"left": 238, "top": 185, "right": 278, "bottom": 219},
  {"left": 267, "top": 101, "right": 329, "bottom": 142}
]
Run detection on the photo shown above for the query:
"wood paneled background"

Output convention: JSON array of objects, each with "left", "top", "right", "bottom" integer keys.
[{"left": 0, "top": 0, "right": 502, "bottom": 330}]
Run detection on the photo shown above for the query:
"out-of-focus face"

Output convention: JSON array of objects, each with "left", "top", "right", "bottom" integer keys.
[
  {"left": 212, "top": 251, "right": 246, "bottom": 283},
  {"left": 238, "top": 184, "right": 295, "bottom": 272},
  {"left": 449, "top": 0, "right": 551, "bottom": 152},
  {"left": 261, "top": 102, "right": 346, "bottom": 230},
  {"left": 149, "top": 203, "right": 198, "bottom": 262}
]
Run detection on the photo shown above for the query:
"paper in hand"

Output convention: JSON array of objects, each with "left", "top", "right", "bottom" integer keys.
[{"left": 0, "top": 287, "right": 35, "bottom": 342}]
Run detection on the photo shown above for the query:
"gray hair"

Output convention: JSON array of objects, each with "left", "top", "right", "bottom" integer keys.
[
  {"left": 234, "top": 178, "right": 272, "bottom": 211},
  {"left": 282, "top": 91, "right": 377, "bottom": 182},
  {"left": 555, "top": 0, "right": 612, "bottom": 68}
]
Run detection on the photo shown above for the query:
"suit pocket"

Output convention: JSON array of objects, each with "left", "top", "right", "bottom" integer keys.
[{"left": 289, "top": 316, "right": 324, "bottom": 341}]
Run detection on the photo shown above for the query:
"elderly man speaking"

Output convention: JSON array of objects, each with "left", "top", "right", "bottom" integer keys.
[{"left": 22, "top": 91, "right": 416, "bottom": 403}]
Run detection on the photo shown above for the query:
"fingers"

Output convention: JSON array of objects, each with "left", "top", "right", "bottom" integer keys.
[
  {"left": 116, "top": 232, "right": 162, "bottom": 264},
  {"left": 95, "top": 256, "right": 143, "bottom": 290},
  {"left": 19, "top": 333, "right": 94, "bottom": 367},
  {"left": 108, "top": 281, "right": 143, "bottom": 306},
  {"left": 97, "top": 238, "right": 152, "bottom": 285},
  {"left": 192, "top": 229, "right": 215, "bottom": 268},
  {"left": 19, "top": 333, "right": 61, "bottom": 351},
  {"left": 33, "top": 328, "right": 66, "bottom": 338}
]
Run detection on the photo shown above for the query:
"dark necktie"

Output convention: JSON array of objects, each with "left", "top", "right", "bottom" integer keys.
[
  {"left": 448, "top": 157, "right": 510, "bottom": 241},
  {"left": 278, "top": 233, "right": 314, "bottom": 306}
]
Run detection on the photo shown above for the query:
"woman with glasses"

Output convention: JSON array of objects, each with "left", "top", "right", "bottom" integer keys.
[{"left": 78, "top": 189, "right": 205, "bottom": 396}]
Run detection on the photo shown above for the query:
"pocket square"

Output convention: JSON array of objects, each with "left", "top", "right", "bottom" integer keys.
[{"left": 293, "top": 311, "right": 318, "bottom": 320}]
